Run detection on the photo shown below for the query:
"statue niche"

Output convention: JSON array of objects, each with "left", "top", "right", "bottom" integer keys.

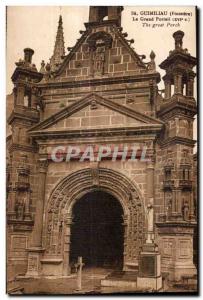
[
  {"left": 15, "top": 196, "right": 25, "bottom": 220},
  {"left": 93, "top": 43, "right": 105, "bottom": 75},
  {"left": 87, "top": 31, "right": 113, "bottom": 76}
]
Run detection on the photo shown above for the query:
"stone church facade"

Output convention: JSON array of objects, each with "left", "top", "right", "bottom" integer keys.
[{"left": 7, "top": 6, "right": 197, "bottom": 284}]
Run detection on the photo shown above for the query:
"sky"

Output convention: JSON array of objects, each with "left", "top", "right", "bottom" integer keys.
[
  {"left": 6, "top": 6, "right": 197, "bottom": 142},
  {"left": 6, "top": 6, "right": 196, "bottom": 93}
]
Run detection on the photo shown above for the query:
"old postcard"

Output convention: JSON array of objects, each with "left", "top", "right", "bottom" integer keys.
[{"left": 6, "top": 6, "right": 198, "bottom": 294}]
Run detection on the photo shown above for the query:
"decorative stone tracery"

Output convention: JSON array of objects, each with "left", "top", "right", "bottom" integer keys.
[{"left": 43, "top": 168, "right": 145, "bottom": 272}]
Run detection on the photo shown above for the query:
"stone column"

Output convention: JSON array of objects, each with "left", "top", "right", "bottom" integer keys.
[
  {"left": 170, "top": 189, "right": 183, "bottom": 221},
  {"left": 26, "top": 158, "right": 48, "bottom": 276},
  {"left": 31, "top": 87, "right": 38, "bottom": 109},
  {"left": 146, "top": 161, "right": 154, "bottom": 200},
  {"left": 63, "top": 213, "right": 72, "bottom": 276},
  {"left": 186, "top": 77, "right": 194, "bottom": 97},
  {"left": 31, "top": 158, "right": 48, "bottom": 247},
  {"left": 171, "top": 190, "right": 176, "bottom": 214},
  {"left": 7, "top": 159, "right": 17, "bottom": 219},
  {"left": 146, "top": 161, "right": 154, "bottom": 242},
  {"left": 16, "top": 84, "right": 25, "bottom": 106},
  {"left": 176, "top": 188, "right": 183, "bottom": 216},
  {"left": 122, "top": 214, "right": 128, "bottom": 271},
  {"left": 7, "top": 188, "right": 17, "bottom": 219},
  {"left": 174, "top": 73, "right": 182, "bottom": 94},
  {"left": 24, "top": 191, "right": 31, "bottom": 221},
  {"left": 189, "top": 192, "right": 196, "bottom": 222},
  {"left": 137, "top": 160, "right": 162, "bottom": 291},
  {"left": 164, "top": 80, "right": 171, "bottom": 99},
  {"left": 89, "top": 49, "right": 94, "bottom": 76}
]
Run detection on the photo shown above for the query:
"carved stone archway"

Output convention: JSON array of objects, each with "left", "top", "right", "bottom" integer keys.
[{"left": 43, "top": 168, "right": 146, "bottom": 275}]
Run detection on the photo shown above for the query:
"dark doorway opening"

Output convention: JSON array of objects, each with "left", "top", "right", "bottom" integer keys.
[{"left": 70, "top": 190, "right": 124, "bottom": 269}]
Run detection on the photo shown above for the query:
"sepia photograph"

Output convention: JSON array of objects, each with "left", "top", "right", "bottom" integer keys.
[{"left": 6, "top": 5, "right": 198, "bottom": 295}]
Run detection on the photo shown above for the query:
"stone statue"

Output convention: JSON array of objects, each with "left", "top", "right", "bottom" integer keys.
[
  {"left": 148, "top": 50, "right": 156, "bottom": 71},
  {"left": 166, "top": 193, "right": 172, "bottom": 219},
  {"left": 146, "top": 200, "right": 154, "bottom": 243},
  {"left": 94, "top": 46, "right": 105, "bottom": 75},
  {"left": 147, "top": 202, "right": 154, "bottom": 233},
  {"left": 182, "top": 199, "right": 189, "bottom": 221},
  {"left": 16, "top": 198, "right": 25, "bottom": 220}
]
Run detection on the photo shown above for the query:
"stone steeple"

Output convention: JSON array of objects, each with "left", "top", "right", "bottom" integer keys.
[{"left": 50, "top": 15, "right": 65, "bottom": 71}]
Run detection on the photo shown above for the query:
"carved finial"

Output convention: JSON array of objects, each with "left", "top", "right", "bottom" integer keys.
[
  {"left": 122, "top": 32, "right": 128, "bottom": 37},
  {"left": 127, "top": 38, "right": 134, "bottom": 45},
  {"left": 59, "top": 14, "right": 62, "bottom": 25},
  {"left": 45, "top": 62, "right": 51, "bottom": 72},
  {"left": 40, "top": 60, "right": 46, "bottom": 74},
  {"left": 150, "top": 50, "right": 156, "bottom": 60},
  {"left": 138, "top": 54, "right": 146, "bottom": 60},
  {"left": 147, "top": 51, "right": 156, "bottom": 71}
]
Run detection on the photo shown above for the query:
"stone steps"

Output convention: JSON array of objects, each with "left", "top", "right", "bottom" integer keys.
[
  {"left": 101, "top": 270, "right": 138, "bottom": 289},
  {"left": 7, "top": 284, "right": 24, "bottom": 295}
]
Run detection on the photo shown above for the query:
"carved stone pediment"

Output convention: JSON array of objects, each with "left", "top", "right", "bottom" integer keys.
[{"left": 28, "top": 93, "right": 163, "bottom": 140}]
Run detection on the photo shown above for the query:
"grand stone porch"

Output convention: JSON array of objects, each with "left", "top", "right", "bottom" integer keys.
[{"left": 26, "top": 167, "right": 147, "bottom": 277}]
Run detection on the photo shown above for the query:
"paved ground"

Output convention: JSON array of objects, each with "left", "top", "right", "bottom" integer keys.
[
  {"left": 14, "top": 268, "right": 112, "bottom": 295},
  {"left": 8, "top": 267, "right": 197, "bottom": 295}
]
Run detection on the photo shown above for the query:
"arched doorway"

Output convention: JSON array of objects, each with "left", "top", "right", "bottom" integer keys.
[
  {"left": 44, "top": 168, "right": 145, "bottom": 276},
  {"left": 70, "top": 190, "right": 124, "bottom": 269}
]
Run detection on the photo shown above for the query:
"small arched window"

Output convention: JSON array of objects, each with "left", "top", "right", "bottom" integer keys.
[{"left": 23, "top": 90, "right": 31, "bottom": 107}]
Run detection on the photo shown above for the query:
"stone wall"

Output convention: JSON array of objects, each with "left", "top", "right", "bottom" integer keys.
[{"left": 41, "top": 81, "right": 153, "bottom": 120}]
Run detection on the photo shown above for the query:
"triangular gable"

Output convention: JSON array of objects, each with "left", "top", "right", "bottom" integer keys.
[
  {"left": 38, "top": 104, "right": 144, "bottom": 131},
  {"left": 29, "top": 93, "right": 163, "bottom": 133},
  {"left": 51, "top": 24, "right": 147, "bottom": 79},
  {"left": 112, "top": 26, "right": 146, "bottom": 68}
]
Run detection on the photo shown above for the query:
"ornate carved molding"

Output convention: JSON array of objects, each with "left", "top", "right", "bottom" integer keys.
[
  {"left": 87, "top": 31, "right": 113, "bottom": 50},
  {"left": 38, "top": 158, "right": 49, "bottom": 173},
  {"left": 44, "top": 168, "right": 145, "bottom": 262}
]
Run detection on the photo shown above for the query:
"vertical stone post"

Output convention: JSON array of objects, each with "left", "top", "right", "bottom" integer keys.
[
  {"left": 24, "top": 191, "right": 31, "bottom": 221},
  {"left": 89, "top": 49, "right": 94, "bottom": 76},
  {"left": 164, "top": 80, "right": 171, "bottom": 99},
  {"left": 16, "top": 84, "right": 25, "bottom": 106},
  {"left": 189, "top": 192, "right": 196, "bottom": 222},
  {"left": 75, "top": 257, "right": 84, "bottom": 291},
  {"left": 31, "top": 87, "right": 38, "bottom": 109},
  {"left": 26, "top": 158, "right": 48, "bottom": 276},
  {"left": 31, "top": 158, "right": 48, "bottom": 248},
  {"left": 7, "top": 189, "right": 17, "bottom": 219},
  {"left": 146, "top": 161, "right": 154, "bottom": 200},
  {"left": 171, "top": 189, "right": 177, "bottom": 214},
  {"left": 174, "top": 73, "right": 183, "bottom": 94},
  {"left": 63, "top": 213, "right": 72, "bottom": 276},
  {"left": 137, "top": 158, "right": 162, "bottom": 291},
  {"left": 146, "top": 160, "right": 155, "bottom": 242},
  {"left": 175, "top": 188, "right": 183, "bottom": 220},
  {"left": 186, "top": 77, "right": 194, "bottom": 97},
  {"left": 137, "top": 159, "right": 162, "bottom": 290},
  {"left": 122, "top": 214, "right": 128, "bottom": 271}
]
